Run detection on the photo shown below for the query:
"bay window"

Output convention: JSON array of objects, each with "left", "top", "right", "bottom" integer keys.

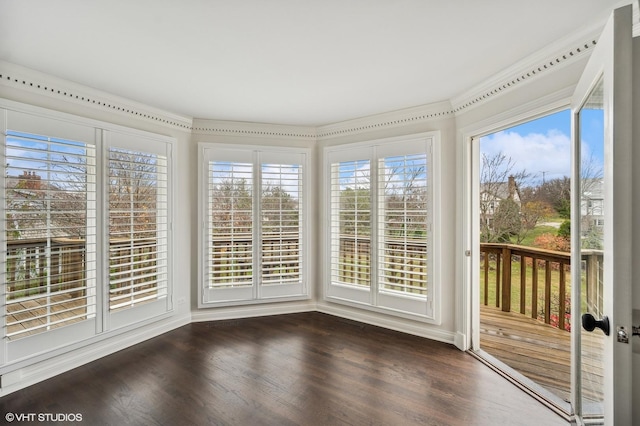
[{"left": 325, "top": 133, "right": 439, "bottom": 320}]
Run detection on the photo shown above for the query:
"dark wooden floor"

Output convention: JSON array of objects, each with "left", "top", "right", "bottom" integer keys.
[{"left": 0, "top": 312, "right": 568, "bottom": 426}]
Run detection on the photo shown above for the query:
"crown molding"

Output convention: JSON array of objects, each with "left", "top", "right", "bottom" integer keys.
[
  {"left": 192, "top": 118, "right": 316, "bottom": 140},
  {"left": 0, "top": 61, "right": 193, "bottom": 131},
  {"left": 316, "top": 101, "right": 454, "bottom": 140},
  {"left": 450, "top": 25, "right": 602, "bottom": 116}
]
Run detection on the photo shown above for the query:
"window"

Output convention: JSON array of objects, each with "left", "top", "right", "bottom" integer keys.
[
  {"left": 108, "top": 147, "right": 168, "bottom": 311},
  {"left": 4, "top": 130, "right": 97, "bottom": 342},
  {"left": 199, "top": 145, "right": 309, "bottom": 306},
  {"left": 1, "top": 106, "right": 174, "bottom": 363},
  {"left": 330, "top": 158, "right": 371, "bottom": 287},
  {"left": 208, "top": 160, "right": 254, "bottom": 289},
  {"left": 325, "top": 133, "right": 439, "bottom": 320},
  {"left": 105, "top": 132, "right": 172, "bottom": 331},
  {"left": 378, "top": 153, "right": 429, "bottom": 297}
]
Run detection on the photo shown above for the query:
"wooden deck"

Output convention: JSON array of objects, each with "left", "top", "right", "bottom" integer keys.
[
  {"left": 480, "top": 305, "right": 604, "bottom": 405},
  {"left": 6, "top": 293, "right": 88, "bottom": 339}
]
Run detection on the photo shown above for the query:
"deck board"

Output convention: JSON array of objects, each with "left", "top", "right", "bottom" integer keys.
[
  {"left": 480, "top": 305, "right": 604, "bottom": 403},
  {"left": 6, "top": 293, "right": 88, "bottom": 338}
]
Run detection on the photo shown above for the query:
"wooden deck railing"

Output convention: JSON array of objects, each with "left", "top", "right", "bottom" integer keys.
[
  {"left": 6, "top": 238, "right": 88, "bottom": 299},
  {"left": 5, "top": 237, "right": 160, "bottom": 300},
  {"left": 6, "top": 238, "right": 603, "bottom": 334},
  {"left": 336, "top": 235, "right": 427, "bottom": 292},
  {"left": 480, "top": 243, "right": 603, "bottom": 331}
]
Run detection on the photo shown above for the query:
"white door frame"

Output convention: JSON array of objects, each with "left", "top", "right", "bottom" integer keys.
[{"left": 457, "top": 91, "right": 573, "bottom": 351}]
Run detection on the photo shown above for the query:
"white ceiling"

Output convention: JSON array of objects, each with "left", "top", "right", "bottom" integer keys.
[{"left": 0, "top": 0, "right": 629, "bottom": 126}]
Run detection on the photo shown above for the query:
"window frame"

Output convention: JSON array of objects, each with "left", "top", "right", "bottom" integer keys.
[
  {"left": 198, "top": 143, "right": 311, "bottom": 307},
  {"left": 1, "top": 101, "right": 175, "bottom": 365},
  {"left": 323, "top": 132, "right": 441, "bottom": 323},
  {"left": 103, "top": 130, "right": 173, "bottom": 331}
]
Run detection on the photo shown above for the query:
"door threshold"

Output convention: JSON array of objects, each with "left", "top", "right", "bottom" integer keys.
[{"left": 468, "top": 349, "right": 574, "bottom": 423}]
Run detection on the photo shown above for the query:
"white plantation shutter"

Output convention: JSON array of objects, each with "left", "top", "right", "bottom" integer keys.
[
  {"left": 199, "top": 146, "right": 309, "bottom": 305},
  {"left": 325, "top": 134, "right": 436, "bottom": 319},
  {"left": 108, "top": 147, "right": 168, "bottom": 311},
  {"left": 1, "top": 105, "right": 175, "bottom": 363},
  {"left": 2, "top": 129, "right": 97, "bottom": 341},
  {"left": 208, "top": 160, "right": 254, "bottom": 288},
  {"left": 330, "top": 159, "right": 371, "bottom": 288},
  {"left": 261, "top": 163, "right": 302, "bottom": 285},
  {"left": 378, "top": 153, "right": 428, "bottom": 297}
]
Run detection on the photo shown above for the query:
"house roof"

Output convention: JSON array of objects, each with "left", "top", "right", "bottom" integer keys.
[
  {"left": 480, "top": 180, "right": 521, "bottom": 202},
  {"left": 0, "top": 0, "right": 631, "bottom": 126}
]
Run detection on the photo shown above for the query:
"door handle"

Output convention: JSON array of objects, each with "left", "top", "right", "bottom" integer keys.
[
  {"left": 633, "top": 325, "right": 639, "bottom": 337},
  {"left": 581, "top": 313, "right": 610, "bottom": 336}
]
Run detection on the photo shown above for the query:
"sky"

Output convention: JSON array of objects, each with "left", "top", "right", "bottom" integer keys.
[{"left": 480, "top": 108, "right": 604, "bottom": 186}]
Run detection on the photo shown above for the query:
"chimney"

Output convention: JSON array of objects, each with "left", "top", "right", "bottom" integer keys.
[{"left": 508, "top": 175, "right": 516, "bottom": 199}]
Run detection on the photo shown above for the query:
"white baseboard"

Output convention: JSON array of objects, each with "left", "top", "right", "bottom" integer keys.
[
  {"left": 454, "top": 331, "right": 468, "bottom": 351},
  {"left": 191, "top": 300, "right": 317, "bottom": 322},
  {"left": 0, "top": 313, "right": 191, "bottom": 397},
  {"left": 317, "top": 302, "right": 457, "bottom": 345}
]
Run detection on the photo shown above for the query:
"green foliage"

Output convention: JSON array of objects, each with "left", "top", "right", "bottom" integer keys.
[
  {"left": 339, "top": 187, "right": 371, "bottom": 236},
  {"left": 557, "top": 220, "right": 571, "bottom": 239},
  {"left": 556, "top": 198, "right": 571, "bottom": 219},
  {"left": 490, "top": 198, "right": 521, "bottom": 242},
  {"left": 581, "top": 226, "right": 604, "bottom": 250}
]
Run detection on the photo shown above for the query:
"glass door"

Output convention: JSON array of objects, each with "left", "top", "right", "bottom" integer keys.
[{"left": 570, "top": 5, "right": 634, "bottom": 425}]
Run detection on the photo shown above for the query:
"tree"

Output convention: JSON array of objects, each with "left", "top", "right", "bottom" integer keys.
[
  {"left": 557, "top": 220, "right": 571, "bottom": 239},
  {"left": 490, "top": 198, "right": 521, "bottom": 242},
  {"left": 534, "top": 177, "right": 571, "bottom": 219},
  {"left": 209, "top": 178, "right": 252, "bottom": 236},
  {"left": 382, "top": 159, "right": 428, "bottom": 238},
  {"left": 339, "top": 187, "right": 371, "bottom": 236},
  {"left": 261, "top": 184, "right": 299, "bottom": 235},
  {"left": 479, "top": 152, "right": 529, "bottom": 242},
  {"left": 516, "top": 200, "right": 554, "bottom": 243},
  {"left": 108, "top": 150, "right": 161, "bottom": 238}
]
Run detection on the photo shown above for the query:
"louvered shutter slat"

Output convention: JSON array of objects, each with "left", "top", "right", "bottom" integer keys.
[
  {"left": 378, "top": 154, "right": 428, "bottom": 296},
  {"left": 108, "top": 147, "right": 168, "bottom": 311},
  {"left": 208, "top": 161, "right": 254, "bottom": 288}
]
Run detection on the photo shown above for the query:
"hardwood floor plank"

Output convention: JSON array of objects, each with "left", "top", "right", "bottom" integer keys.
[{"left": 0, "top": 312, "right": 567, "bottom": 425}]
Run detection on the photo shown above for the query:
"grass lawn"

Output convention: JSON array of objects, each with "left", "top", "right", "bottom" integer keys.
[{"left": 512, "top": 217, "right": 565, "bottom": 247}]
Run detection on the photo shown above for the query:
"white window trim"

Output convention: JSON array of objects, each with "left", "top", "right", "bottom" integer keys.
[
  {"left": 322, "top": 132, "right": 441, "bottom": 324},
  {"left": 197, "top": 143, "right": 311, "bottom": 308}
]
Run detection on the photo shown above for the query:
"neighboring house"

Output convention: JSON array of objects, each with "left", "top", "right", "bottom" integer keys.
[
  {"left": 581, "top": 178, "right": 604, "bottom": 231},
  {"left": 5, "top": 170, "right": 86, "bottom": 240},
  {"left": 479, "top": 175, "right": 521, "bottom": 229}
]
